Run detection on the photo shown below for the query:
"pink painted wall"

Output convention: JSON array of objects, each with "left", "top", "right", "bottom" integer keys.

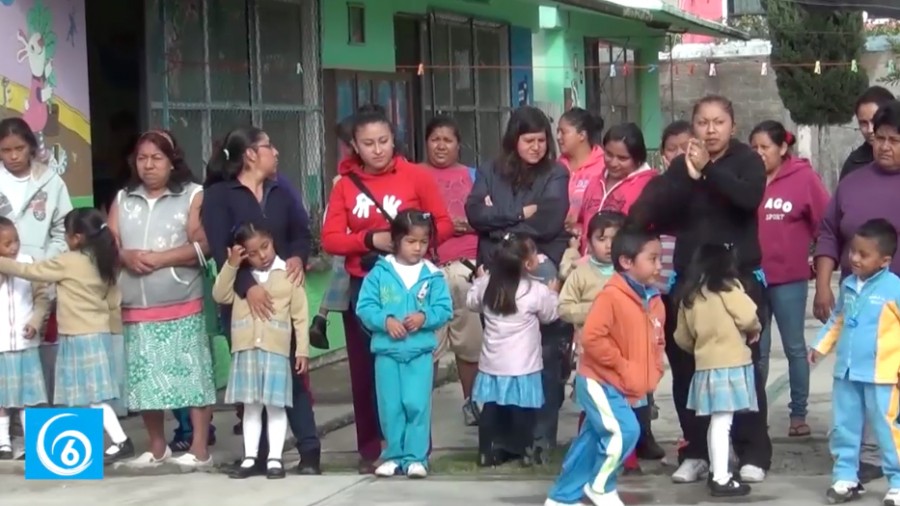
[{"left": 679, "top": 0, "right": 724, "bottom": 43}]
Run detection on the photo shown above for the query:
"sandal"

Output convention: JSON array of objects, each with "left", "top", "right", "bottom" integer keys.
[{"left": 789, "top": 422, "right": 811, "bottom": 437}]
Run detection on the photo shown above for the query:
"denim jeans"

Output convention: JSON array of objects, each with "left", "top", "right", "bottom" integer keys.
[{"left": 759, "top": 280, "right": 810, "bottom": 419}]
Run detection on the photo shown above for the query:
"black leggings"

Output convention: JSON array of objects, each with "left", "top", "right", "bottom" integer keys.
[
  {"left": 667, "top": 272, "right": 773, "bottom": 470},
  {"left": 479, "top": 403, "right": 537, "bottom": 456}
]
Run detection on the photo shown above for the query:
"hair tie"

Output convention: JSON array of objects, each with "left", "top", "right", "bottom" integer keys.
[
  {"left": 223, "top": 148, "right": 230, "bottom": 160},
  {"left": 784, "top": 131, "right": 794, "bottom": 144}
]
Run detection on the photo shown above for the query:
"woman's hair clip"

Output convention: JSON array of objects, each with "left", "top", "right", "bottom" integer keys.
[
  {"left": 422, "top": 212, "right": 431, "bottom": 218},
  {"left": 99, "top": 223, "right": 108, "bottom": 230},
  {"left": 223, "top": 148, "right": 230, "bottom": 160},
  {"left": 723, "top": 242, "right": 734, "bottom": 250},
  {"left": 503, "top": 232, "right": 513, "bottom": 241}
]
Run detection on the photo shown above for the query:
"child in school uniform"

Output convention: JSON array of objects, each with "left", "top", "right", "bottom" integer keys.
[
  {"left": 468, "top": 234, "right": 560, "bottom": 468},
  {"left": 809, "top": 219, "right": 900, "bottom": 505},
  {"left": 673, "top": 243, "right": 762, "bottom": 497},
  {"left": 0, "top": 217, "right": 50, "bottom": 459},
  {"left": 545, "top": 228, "right": 664, "bottom": 506},
  {"left": 0, "top": 208, "right": 132, "bottom": 463},
  {"left": 356, "top": 210, "right": 453, "bottom": 479},
  {"left": 212, "top": 222, "right": 311, "bottom": 480}
]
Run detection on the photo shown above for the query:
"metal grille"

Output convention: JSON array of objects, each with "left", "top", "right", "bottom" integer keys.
[
  {"left": 583, "top": 38, "right": 641, "bottom": 127},
  {"left": 424, "top": 13, "right": 512, "bottom": 169},
  {"left": 144, "top": 0, "right": 324, "bottom": 212}
]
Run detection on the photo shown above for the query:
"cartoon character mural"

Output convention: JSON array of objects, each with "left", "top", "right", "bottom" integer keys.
[{"left": 16, "top": 0, "right": 67, "bottom": 175}]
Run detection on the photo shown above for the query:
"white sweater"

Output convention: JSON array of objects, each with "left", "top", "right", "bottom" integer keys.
[{"left": 0, "top": 254, "right": 50, "bottom": 353}]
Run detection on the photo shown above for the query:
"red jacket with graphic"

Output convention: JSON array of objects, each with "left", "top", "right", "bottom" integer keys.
[
  {"left": 758, "top": 155, "right": 830, "bottom": 286},
  {"left": 322, "top": 156, "right": 454, "bottom": 278}
]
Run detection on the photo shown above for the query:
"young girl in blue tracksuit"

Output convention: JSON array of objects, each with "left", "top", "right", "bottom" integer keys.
[
  {"left": 809, "top": 219, "right": 900, "bottom": 505},
  {"left": 356, "top": 209, "right": 453, "bottom": 480}
]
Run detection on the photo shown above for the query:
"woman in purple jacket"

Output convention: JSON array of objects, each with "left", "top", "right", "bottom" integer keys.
[{"left": 813, "top": 100, "right": 900, "bottom": 484}]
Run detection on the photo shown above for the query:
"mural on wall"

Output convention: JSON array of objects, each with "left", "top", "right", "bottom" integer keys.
[{"left": 0, "top": 0, "right": 91, "bottom": 198}]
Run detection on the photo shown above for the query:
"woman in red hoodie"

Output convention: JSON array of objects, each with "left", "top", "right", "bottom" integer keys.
[
  {"left": 750, "top": 121, "right": 829, "bottom": 438},
  {"left": 321, "top": 105, "right": 454, "bottom": 473},
  {"left": 577, "top": 123, "right": 657, "bottom": 251}
]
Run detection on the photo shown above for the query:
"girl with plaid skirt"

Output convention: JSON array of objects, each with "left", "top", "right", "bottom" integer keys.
[
  {"left": 673, "top": 244, "right": 762, "bottom": 497},
  {"left": 0, "top": 208, "right": 133, "bottom": 463},
  {"left": 212, "top": 223, "right": 311, "bottom": 480},
  {"left": 0, "top": 218, "right": 50, "bottom": 460}
]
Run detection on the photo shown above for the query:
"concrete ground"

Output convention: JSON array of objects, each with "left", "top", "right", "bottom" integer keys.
[{"left": 2, "top": 281, "right": 852, "bottom": 503}]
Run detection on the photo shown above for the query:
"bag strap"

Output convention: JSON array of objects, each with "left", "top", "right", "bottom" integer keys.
[{"left": 346, "top": 172, "right": 394, "bottom": 223}]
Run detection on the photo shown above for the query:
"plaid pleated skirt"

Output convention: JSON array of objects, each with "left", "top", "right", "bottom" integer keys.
[
  {"left": 224, "top": 349, "right": 293, "bottom": 408},
  {"left": 55, "top": 333, "right": 118, "bottom": 406},
  {"left": 687, "top": 364, "right": 758, "bottom": 416},
  {"left": 473, "top": 371, "right": 545, "bottom": 409},
  {"left": 0, "top": 347, "right": 48, "bottom": 408}
]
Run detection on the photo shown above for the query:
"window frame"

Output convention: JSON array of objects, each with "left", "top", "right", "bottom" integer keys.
[
  {"left": 424, "top": 11, "right": 512, "bottom": 169},
  {"left": 583, "top": 37, "right": 640, "bottom": 127}
]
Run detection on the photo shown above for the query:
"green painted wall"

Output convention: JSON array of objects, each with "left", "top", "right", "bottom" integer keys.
[{"left": 321, "top": 0, "right": 539, "bottom": 72}]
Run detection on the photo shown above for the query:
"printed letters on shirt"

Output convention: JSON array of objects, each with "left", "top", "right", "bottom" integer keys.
[{"left": 763, "top": 196, "right": 793, "bottom": 221}]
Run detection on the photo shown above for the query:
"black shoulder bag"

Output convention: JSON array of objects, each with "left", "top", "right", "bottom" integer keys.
[{"left": 346, "top": 173, "right": 394, "bottom": 272}]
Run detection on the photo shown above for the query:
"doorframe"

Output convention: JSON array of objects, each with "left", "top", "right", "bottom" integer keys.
[{"left": 322, "top": 70, "right": 416, "bottom": 187}]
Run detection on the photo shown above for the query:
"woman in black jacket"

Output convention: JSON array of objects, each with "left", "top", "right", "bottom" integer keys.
[
  {"left": 465, "top": 106, "right": 571, "bottom": 463},
  {"left": 629, "top": 95, "right": 772, "bottom": 487}
]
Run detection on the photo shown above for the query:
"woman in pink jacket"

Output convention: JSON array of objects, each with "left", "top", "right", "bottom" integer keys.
[{"left": 750, "top": 120, "right": 829, "bottom": 438}]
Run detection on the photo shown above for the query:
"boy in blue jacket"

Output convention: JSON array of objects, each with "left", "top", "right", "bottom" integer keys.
[
  {"left": 356, "top": 209, "right": 453, "bottom": 479},
  {"left": 809, "top": 218, "right": 900, "bottom": 505}
]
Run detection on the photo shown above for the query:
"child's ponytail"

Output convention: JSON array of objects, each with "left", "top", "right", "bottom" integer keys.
[
  {"left": 483, "top": 234, "right": 534, "bottom": 316},
  {"left": 64, "top": 208, "right": 120, "bottom": 286}
]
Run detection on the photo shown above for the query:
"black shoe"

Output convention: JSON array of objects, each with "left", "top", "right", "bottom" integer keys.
[
  {"left": 103, "top": 438, "right": 135, "bottom": 465},
  {"left": 858, "top": 462, "right": 883, "bottom": 484},
  {"left": 358, "top": 459, "right": 377, "bottom": 475},
  {"left": 533, "top": 446, "right": 548, "bottom": 466},
  {"left": 0, "top": 445, "right": 12, "bottom": 460},
  {"left": 826, "top": 483, "right": 865, "bottom": 503},
  {"left": 309, "top": 315, "right": 330, "bottom": 350},
  {"left": 266, "top": 459, "right": 286, "bottom": 479},
  {"left": 709, "top": 477, "right": 751, "bottom": 497},
  {"left": 491, "top": 448, "right": 519, "bottom": 466},
  {"left": 636, "top": 433, "right": 666, "bottom": 460},
  {"left": 229, "top": 458, "right": 261, "bottom": 479},
  {"left": 296, "top": 450, "right": 323, "bottom": 475}
]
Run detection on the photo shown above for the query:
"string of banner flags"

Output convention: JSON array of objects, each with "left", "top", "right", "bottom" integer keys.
[{"left": 401, "top": 58, "right": 898, "bottom": 77}]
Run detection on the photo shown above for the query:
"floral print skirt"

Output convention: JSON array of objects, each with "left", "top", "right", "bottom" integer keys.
[{"left": 124, "top": 313, "right": 217, "bottom": 411}]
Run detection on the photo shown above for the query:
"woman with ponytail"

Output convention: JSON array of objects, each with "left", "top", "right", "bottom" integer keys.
[{"left": 750, "top": 120, "right": 829, "bottom": 437}]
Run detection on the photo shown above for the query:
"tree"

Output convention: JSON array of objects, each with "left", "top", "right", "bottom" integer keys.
[{"left": 762, "top": 0, "right": 869, "bottom": 126}]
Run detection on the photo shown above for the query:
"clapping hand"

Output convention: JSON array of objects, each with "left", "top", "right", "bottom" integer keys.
[{"left": 686, "top": 139, "right": 709, "bottom": 180}]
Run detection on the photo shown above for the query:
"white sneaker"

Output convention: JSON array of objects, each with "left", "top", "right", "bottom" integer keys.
[
  {"left": 406, "top": 462, "right": 428, "bottom": 479},
  {"left": 671, "top": 458, "right": 709, "bottom": 483},
  {"left": 884, "top": 488, "right": 900, "bottom": 506},
  {"left": 170, "top": 452, "right": 213, "bottom": 469},
  {"left": 127, "top": 447, "right": 172, "bottom": 467},
  {"left": 739, "top": 464, "right": 766, "bottom": 483},
  {"left": 375, "top": 460, "right": 400, "bottom": 477},
  {"left": 583, "top": 486, "right": 624, "bottom": 506}
]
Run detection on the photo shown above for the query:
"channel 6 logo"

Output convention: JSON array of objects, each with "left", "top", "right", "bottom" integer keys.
[{"left": 25, "top": 408, "right": 104, "bottom": 480}]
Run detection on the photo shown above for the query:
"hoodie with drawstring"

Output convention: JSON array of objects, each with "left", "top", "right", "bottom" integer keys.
[
  {"left": 577, "top": 164, "right": 656, "bottom": 241},
  {"left": 560, "top": 145, "right": 606, "bottom": 216},
  {"left": 0, "top": 161, "right": 72, "bottom": 260},
  {"left": 758, "top": 155, "right": 830, "bottom": 286}
]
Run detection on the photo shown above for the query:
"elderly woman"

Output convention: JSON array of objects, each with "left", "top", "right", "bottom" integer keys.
[
  {"left": 465, "top": 106, "right": 570, "bottom": 462},
  {"left": 108, "top": 130, "right": 216, "bottom": 468},
  {"left": 201, "top": 126, "right": 319, "bottom": 477},
  {"left": 814, "top": 99, "right": 900, "bottom": 485}
]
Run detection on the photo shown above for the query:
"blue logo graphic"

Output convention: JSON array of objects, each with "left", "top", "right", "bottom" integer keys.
[{"left": 25, "top": 408, "right": 103, "bottom": 480}]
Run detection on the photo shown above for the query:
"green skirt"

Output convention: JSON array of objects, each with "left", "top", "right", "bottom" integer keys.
[{"left": 124, "top": 313, "right": 217, "bottom": 410}]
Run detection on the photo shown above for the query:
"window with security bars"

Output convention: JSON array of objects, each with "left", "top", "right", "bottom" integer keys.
[
  {"left": 144, "top": 0, "right": 323, "bottom": 208},
  {"left": 583, "top": 38, "right": 640, "bottom": 128},
  {"left": 727, "top": 0, "right": 764, "bottom": 16},
  {"left": 423, "top": 13, "right": 512, "bottom": 169}
]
